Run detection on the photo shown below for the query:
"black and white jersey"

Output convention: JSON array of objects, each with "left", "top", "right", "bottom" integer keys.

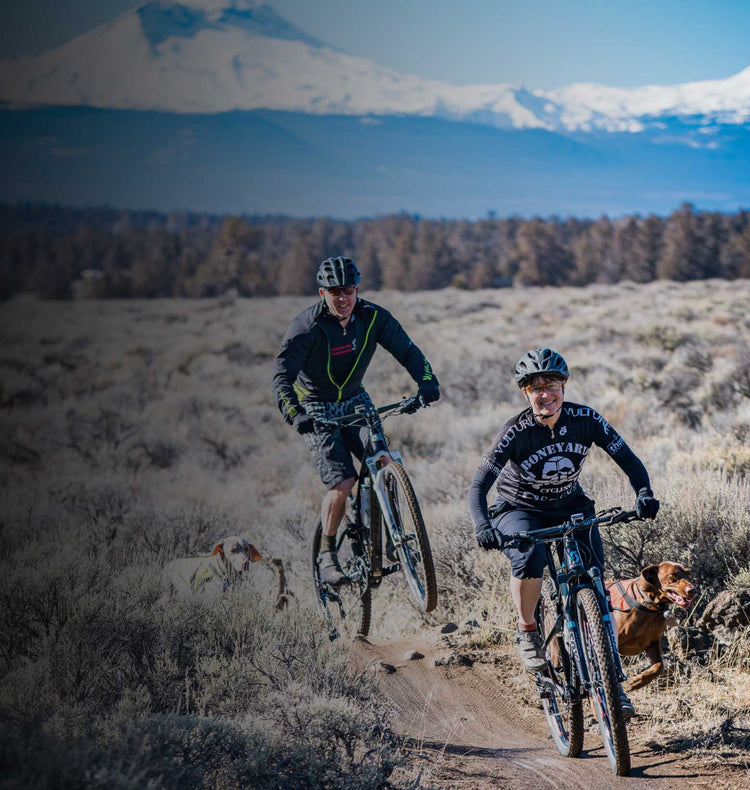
[{"left": 468, "top": 402, "right": 651, "bottom": 532}]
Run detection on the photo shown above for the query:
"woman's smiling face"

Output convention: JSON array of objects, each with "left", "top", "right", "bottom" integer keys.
[{"left": 523, "top": 375, "right": 566, "bottom": 418}]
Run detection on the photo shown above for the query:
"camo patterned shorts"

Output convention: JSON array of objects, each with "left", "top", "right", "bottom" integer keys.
[{"left": 302, "top": 390, "right": 382, "bottom": 488}]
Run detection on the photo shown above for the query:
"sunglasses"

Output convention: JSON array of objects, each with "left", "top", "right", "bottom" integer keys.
[
  {"left": 327, "top": 286, "right": 357, "bottom": 297},
  {"left": 524, "top": 381, "right": 565, "bottom": 395}
]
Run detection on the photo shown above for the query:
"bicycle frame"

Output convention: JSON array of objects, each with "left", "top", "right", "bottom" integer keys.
[
  {"left": 503, "top": 507, "right": 641, "bottom": 775},
  {"left": 542, "top": 529, "right": 626, "bottom": 703},
  {"left": 514, "top": 509, "right": 639, "bottom": 697},
  {"left": 326, "top": 398, "right": 416, "bottom": 584},
  {"left": 312, "top": 393, "right": 438, "bottom": 638}
]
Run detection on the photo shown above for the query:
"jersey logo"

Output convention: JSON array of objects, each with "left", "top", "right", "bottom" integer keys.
[
  {"left": 559, "top": 425, "right": 567, "bottom": 436},
  {"left": 541, "top": 455, "right": 576, "bottom": 481},
  {"left": 331, "top": 338, "right": 356, "bottom": 357}
]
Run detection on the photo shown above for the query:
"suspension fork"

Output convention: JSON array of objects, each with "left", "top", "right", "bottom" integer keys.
[
  {"left": 548, "top": 558, "right": 590, "bottom": 697},
  {"left": 562, "top": 588, "right": 591, "bottom": 689},
  {"left": 549, "top": 544, "right": 589, "bottom": 690}
]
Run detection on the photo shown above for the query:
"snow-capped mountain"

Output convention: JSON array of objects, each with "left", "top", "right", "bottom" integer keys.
[
  {"left": 2, "top": 0, "right": 750, "bottom": 218},
  {"left": 2, "top": 0, "right": 750, "bottom": 134}
]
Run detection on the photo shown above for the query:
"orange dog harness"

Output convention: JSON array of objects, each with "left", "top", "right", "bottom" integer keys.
[{"left": 606, "top": 577, "right": 665, "bottom": 613}]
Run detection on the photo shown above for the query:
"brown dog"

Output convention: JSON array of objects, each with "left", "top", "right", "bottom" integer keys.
[{"left": 606, "top": 562, "right": 697, "bottom": 691}]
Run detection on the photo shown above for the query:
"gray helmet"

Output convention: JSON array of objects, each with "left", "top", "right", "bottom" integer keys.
[
  {"left": 316, "top": 257, "right": 361, "bottom": 289},
  {"left": 514, "top": 348, "right": 569, "bottom": 387}
]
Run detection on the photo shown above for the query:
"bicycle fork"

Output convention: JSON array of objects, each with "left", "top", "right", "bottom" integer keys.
[
  {"left": 369, "top": 452, "right": 408, "bottom": 573},
  {"left": 590, "top": 568, "right": 627, "bottom": 684},
  {"left": 564, "top": 590, "right": 626, "bottom": 698}
]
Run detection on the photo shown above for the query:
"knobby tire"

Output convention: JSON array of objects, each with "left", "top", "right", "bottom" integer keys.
[
  {"left": 381, "top": 461, "right": 438, "bottom": 613},
  {"left": 577, "top": 586, "right": 630, "bottom": 776},
  {"left": 536, "top": 579, "right": 584, "bottom": 758}
]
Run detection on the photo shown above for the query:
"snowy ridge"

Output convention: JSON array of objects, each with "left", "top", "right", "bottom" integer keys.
[
  {"left": 547, "top": 67, "right": 750, "bottom": 130},
  {"left": 1, "top": 0, "right": 750, "bottom": 133}
]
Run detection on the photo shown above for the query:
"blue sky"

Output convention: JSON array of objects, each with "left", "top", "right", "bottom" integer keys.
[{"left": 1, "top": 0, "right": 750, "bottom": 90}]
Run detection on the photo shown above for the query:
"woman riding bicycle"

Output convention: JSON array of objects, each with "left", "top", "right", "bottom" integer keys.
[{"left": 467, "top": 348, "right": 659, "bottom": 714}]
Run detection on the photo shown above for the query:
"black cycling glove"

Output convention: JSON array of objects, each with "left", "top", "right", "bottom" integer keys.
[
  {"left": 293, "top": 413, "right": 316, "bottom": 436},
  {"left": 417, "top": 381, "right": 440, "bottom": 408},
  {"left": 476, "top": 525, "right": 503, "bottom": 550},
  {"left": 635, "top": 488, "right": 660, "bottom": 519}
]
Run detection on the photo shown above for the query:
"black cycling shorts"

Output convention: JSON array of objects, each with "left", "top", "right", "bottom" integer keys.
[
  {"left": 302, "top": 391, "right": 378, "bottom": 488},
  {"left": 490, "top": 495, "right": 602, "bottom": 579}
]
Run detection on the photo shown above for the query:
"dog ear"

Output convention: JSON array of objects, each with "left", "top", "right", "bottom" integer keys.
[
  {"left": 211, "top": 543, "right": 225, "bottom": 557},
  {"left": 247, "top": 543, "right": 262, "bottom": 562},
  {"left": 640, "top": 564, "right": 661, "bottom": 592}
]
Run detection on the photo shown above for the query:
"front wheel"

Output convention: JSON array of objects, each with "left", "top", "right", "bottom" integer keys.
[
  {"left": 380, "top": 461, "right": 437, "bottom": 613},
  {"left": 536, "top": 579, "right": 584, "bottom": 757},
  {"left": 311, "top": 519, "right": 371, "bottom": 640},
  {"left": 577, "top": 586, "right": 630, "bottom": 776}
]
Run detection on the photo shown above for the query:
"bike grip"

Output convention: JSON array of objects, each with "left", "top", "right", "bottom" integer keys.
[{"left": 610, "top": 509, "right": 639, "bottom": 524}]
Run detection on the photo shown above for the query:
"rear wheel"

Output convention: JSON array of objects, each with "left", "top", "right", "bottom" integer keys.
[
  {"left": 536, "top": 579, "right": 584, "bottom": 757},
  {"left": 577, "top": 587, "right": 630, "bottom": 776},
  {"left": 311, "top": 519, "right": 371, "bottom": 640},
  {"left": 381, "top": 462, "right": 437, "bottom": 613}
]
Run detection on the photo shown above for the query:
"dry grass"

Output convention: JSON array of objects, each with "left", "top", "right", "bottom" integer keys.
[{"left": 2, "top": 278, "right": 750, "bottom": 785}]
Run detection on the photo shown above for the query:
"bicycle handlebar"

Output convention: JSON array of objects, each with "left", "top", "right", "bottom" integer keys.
[
  {"left": 500, "top": 507, "right": 642, "bottom": 550},
  {"left": 314, "top": 395, "right": 421, "bottom": 428}
]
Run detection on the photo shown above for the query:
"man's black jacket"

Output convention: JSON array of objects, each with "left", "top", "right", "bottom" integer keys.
[{"left": 273, "top": 298, "right": 436, "bottom": 422}]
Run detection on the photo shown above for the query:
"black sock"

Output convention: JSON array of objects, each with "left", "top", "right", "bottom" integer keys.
[{"left": 321, "top": 534, "right": 337, "bottom": 553}]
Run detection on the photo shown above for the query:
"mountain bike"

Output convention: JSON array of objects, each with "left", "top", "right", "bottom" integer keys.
[
  {"left": 311, "top": 395, "right": 437, "bottom": 640},
  {"left": 501, "top": 507, "right": 643, "bottom": 777}
]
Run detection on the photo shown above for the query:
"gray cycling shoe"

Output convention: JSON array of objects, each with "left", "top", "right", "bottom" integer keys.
[
  {"left": 618, "top": 684, "right": 635, "bottom": 720},
  {"left": 318, "top": 550, "right": 349, "bottom": 587},
  {"left": 515, "top": 628, "right": 546, "bottom": 671}
]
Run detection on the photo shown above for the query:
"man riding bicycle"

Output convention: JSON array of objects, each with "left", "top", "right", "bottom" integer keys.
[
  {"left": 273, "top": 257, "right": 440, "bottom": 586},
  {"left": 467, "top": 348, "right": 659, "bottom": 715}
]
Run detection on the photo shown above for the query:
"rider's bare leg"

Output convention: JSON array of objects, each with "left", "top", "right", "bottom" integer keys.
[
  {"left": 322, "top": 477, "right": 356, "bottom": 537},
  {"left": 510, "top": 575, "right": 543, "bottom": 628}
]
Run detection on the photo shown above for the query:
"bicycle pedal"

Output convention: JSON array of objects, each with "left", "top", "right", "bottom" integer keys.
[{"left": 380, "top": 563, "right": 401, "bottom": 577}]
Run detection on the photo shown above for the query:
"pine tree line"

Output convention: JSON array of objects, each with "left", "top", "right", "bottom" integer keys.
[{"left": 2, "top": 202, "right": 749, "bottom": 299}]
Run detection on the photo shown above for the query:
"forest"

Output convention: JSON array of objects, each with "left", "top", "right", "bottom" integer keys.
[{"left": 2, "top": 201, "right": 750, "bottom": 300}]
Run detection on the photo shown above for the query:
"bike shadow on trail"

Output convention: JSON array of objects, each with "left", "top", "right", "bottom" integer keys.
[
  {"left": 406, "top": 737, "right": 723, "bottom": 784},
  {"left": 586, "top": 742, "right": 730, "bottom": 782},
  {"left": 402, "top": 737, "right": 546, "bottom": 759}
]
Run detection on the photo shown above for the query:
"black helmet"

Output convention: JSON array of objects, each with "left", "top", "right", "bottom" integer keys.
[
  {"left": 514, "top": 348, "right": 569, "bottom": 387},
  {"left": 316, "top": 257, "right": 361, "bottom": 289}
]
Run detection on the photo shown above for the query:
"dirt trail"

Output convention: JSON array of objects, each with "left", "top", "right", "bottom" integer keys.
[{"left": 351, "top": 631, "right": 741, "bottom": 790}]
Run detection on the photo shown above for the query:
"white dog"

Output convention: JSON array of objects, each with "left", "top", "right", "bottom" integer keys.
[{"left": 165, "top": 535, "right": 287, "bottom": 608}]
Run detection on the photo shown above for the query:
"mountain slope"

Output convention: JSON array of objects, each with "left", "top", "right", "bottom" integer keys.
[{"left": 2, "top": 105, "right": 749, "bottom": 218}]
